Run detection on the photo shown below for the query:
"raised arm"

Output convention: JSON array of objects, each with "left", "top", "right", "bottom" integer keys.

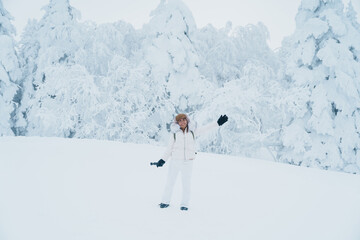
[
  {"left": 195, "top": 122, "right": 219, "bottom": 137},
  {"left": 195, "top": 115, "right": 228, "bottom": 137}
]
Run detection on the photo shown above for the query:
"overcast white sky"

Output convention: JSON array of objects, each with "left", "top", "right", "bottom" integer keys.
[{"left": 2, "top": 0, "right": 360, "bottom": 49}]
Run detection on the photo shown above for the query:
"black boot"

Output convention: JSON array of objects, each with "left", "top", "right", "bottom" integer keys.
[{"left": 159, "top": 203, "right": 169, "bottom": 208}]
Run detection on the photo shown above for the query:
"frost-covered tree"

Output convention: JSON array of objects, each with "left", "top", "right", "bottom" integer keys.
[
  {"left": 191, "top": 18, "right": 280, "bottom": 158},
  {"left": 75, "top": 21, "right": 140, "bottom": 76},
  {"left": 74, "top": 19, "right": 170, "bottom": 142},
  {"left": 142, "top": 0, "right": 214, "bottom": 114},
  {"left": 0, "top": 0, "right": 21, "bottom": 136},
  {"left": 93, "top": 55, "right": 171, "bottom": 142},
  {"left": 15, "top": 20, "right": 39, "bottom": 135},
  {"left": 19, "top": 0, "right": 99, "bottom": 137},
  {"left": 346, "top": 1, "right": 360, "bottom": 30},
  {"left": 194, "top": 22, "right": 279, "bottom": 87},
  {"left": 196, "top": 60, "right": 282, "bottom": 159},
  {"left": 193, "top": 22, "right": 240, "bottom": 87},
  {"left": 345, "top": 1, "right": 360, "bottom": 64},
  {"left": 25, "top": 65, "right": 100, "bottom": 138},
  {"left": 278, "top": 0, "right": 360, "bottom": 173}
]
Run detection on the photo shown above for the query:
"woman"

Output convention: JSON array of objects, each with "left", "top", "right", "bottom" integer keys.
[{"left": 155, "top": 113, "right": 228, "bottom": 211}]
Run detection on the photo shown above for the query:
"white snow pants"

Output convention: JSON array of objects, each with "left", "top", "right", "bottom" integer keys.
[{"left": 161, "top": 159, "right": 194, "bottom": 207}]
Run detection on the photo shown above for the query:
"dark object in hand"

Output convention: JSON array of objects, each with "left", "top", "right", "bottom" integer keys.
[
  {"left": 150, "top": 159, "right": 165, "bottom": 167},
  {"left": 217, "top": 115, "right": 228, "bottom": 126},
  {"left": 159, "top": 203, "right": 169, "bottom": 208}
]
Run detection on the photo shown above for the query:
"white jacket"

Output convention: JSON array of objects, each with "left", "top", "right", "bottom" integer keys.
[{"left": 162, "top": 120, "right": 218, "bottom": 161}]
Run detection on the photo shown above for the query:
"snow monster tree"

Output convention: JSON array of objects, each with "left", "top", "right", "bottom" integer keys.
[
  {"left": 0, "top": 0, "right": 21, "bottom": 136},
  {"left": 19, "top": 0, "right": 99, "bottom": 138},
  {"left": 142, "top": 0, "right": 214, "bottom": 114},
  {"left": 278, "top": 0, "right": 360, "bottom": 173}
]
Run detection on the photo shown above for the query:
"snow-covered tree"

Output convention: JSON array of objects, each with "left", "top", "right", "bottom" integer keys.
[
  {"left": 92, "top": 56, "right": 168, "bottom": 142},
  {"left": 193, "top": 22, "right": 240, "bottom": 87},
  {"left": 142, "top": 0, "right": 214, "bottom": 115},
  {"left": 25, "top": 65, "right": 100, "bottom": 138},
  {"left": 75, "top": 21, "right": 140, "bottom": 76},
  {"left": 15, "top": 19, "right": 40, "bottom": 135},
  {"left": 346, "top": 1, "right": 360, "bottom": 30},
  {"left": 278, "top": 0, "right": 360, "bottom": 173},
  {"left": 190, "top": 18, "right": 281, "bottom": 158},
  {"left": 196, "top": 60, "right": 282, "bottom": 159},
  {"left": 194, "top": 22, "right": 278, "bottom": 87},
  {"left": 19, "top": 0, "right": 100, "bottom": 137},
  {"left": 73, "top": 19, "right": 171, "bottom": 142},
  {"left": 0, "top": 0, "right": 21, "bottom": 136}
]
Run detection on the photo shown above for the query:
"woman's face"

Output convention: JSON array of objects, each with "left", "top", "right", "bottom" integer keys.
[{"left": 177, "top": 118, "right": 188, "bottom": 130}]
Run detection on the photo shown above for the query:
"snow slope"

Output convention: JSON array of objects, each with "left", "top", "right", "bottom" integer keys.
[{"left": 0, "top": 136, "right": 359, "bottom": 240}]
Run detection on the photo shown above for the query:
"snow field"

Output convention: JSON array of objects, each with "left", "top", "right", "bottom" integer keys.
[{"left": 0, "top": 136, "right": 360, "bottom": 240}]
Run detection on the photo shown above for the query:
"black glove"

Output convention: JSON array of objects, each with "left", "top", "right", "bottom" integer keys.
[
  {"left": 157, "top": 159, "right": 165, "bottom": 167},
  {"left": 217, "top": 115, "right": 228, "bottom": 126}
]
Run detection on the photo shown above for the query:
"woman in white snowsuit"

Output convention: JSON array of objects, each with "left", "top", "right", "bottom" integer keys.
[{"left": 155, "top": 113, "right": 228, "bottom": 211}]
